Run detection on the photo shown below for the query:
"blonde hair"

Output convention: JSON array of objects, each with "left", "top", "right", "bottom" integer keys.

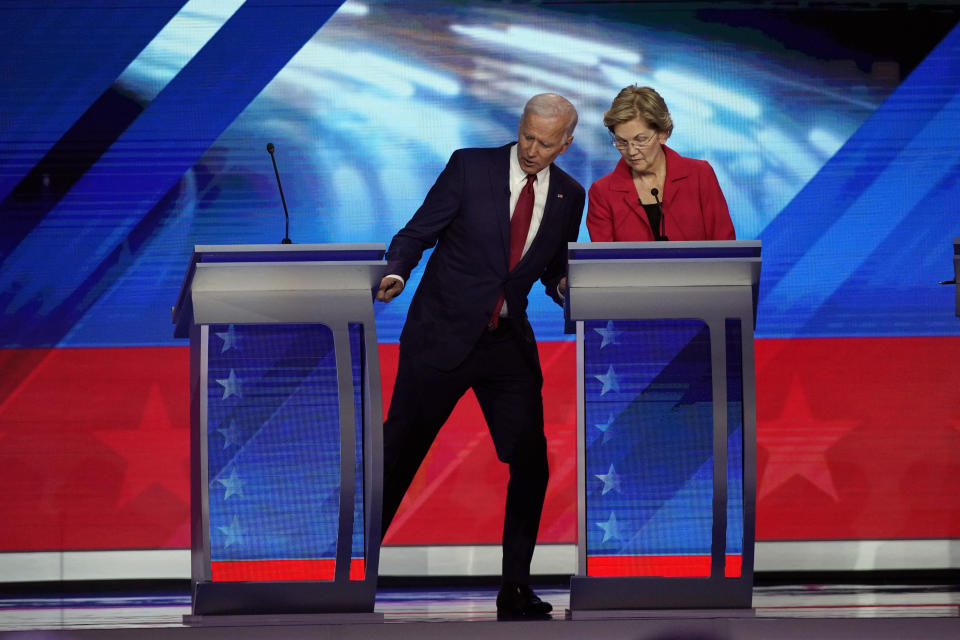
[{"left": 603, "top": 86, "right": 673, "bottom": 138}]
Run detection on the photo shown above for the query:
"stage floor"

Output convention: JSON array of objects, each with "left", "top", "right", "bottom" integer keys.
[{"left": 1, "top": 582, "right": 959, "bottom": 639}]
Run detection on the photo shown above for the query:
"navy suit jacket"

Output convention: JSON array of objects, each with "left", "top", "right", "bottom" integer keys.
[{"left": 385, "top": 143, "right": 585, "bottom": 371}]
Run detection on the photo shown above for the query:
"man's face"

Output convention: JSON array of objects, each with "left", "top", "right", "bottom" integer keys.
[{"left": 516, "top": 112, "right": 573, "bottom": 175}]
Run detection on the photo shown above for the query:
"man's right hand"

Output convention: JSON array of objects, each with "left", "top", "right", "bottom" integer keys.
[{"left": 376, "top": 276, "right": 404, "bottom": 302}]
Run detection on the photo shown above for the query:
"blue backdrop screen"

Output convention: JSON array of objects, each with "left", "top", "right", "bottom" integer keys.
[{"left": 2, "top": 1, "right": 958, "bottom": 350}]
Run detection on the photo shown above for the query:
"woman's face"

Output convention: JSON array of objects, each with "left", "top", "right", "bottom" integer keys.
[{"left": 611, "top": 117, "right": 668, "bottom": 175}]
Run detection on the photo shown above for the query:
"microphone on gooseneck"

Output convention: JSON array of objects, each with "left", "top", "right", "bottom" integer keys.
[
  {"left": 266, "top": 142, "right": 292, "bottom": 244},
  {"left": 650, "top": 188, "right": 668, "bottom": 241}
]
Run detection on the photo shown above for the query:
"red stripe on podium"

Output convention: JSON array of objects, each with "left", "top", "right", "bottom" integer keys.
[
  {"left": 725, "top": 554, "right": 742, "bottom": 577},
  {"left": 210, "top": 558, "right": 365, "bottom": 582},
  {"left": 587, "top": 554, "right": 743, "bottom": 577}
]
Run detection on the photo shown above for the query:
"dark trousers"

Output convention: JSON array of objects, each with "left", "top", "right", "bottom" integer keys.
[{"left": 381, "top": 321, "right": 549, "bottom": 584}]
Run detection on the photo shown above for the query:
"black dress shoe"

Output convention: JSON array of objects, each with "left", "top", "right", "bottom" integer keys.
[{"left": 496, "top": 582, "right": 553, "bottom": 620}]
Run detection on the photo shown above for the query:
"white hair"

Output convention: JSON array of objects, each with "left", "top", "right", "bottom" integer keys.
[{"left": 522, "top": 93, "right": 578, "bottom": 138}]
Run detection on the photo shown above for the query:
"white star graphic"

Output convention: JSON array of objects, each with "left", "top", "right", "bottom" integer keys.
[
  {"left": 216, "top": 369, "right": 242, "bottom": 399},
  {"left": 216, "top": 468, "right": 245, "bottom": 499},
  {"left": 595, "top": 413, "right": 615, "bottom": 443},
  {"left": 217, "top": 419, "right": 244, "bottom": 449},
  {"left": 215, "top": 325, "right": 241, "bottom": 352},
  {"left": 594, "top": 365, "right": 621, "bottom": 395},
  {"left": 596, "top": 511, "right": 621, "bottom": 543},
  {"left": 594, "top": 320, "right": 622, "bottom": 349},
  {"left": 218, "top": 515, "right": 243, "bottom": 547},
  {"left": 595, "top": 464, "right": 622, "bottom": 495}
]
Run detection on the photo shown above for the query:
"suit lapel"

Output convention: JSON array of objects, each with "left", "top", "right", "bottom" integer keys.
[
  {"left": 489, "top": 146, "right": 512, "bottom": 269},
  {"left": 611, "top": 161, "right": 653, "bottom": 237},
  {"left": 624, "top": 193, "right": 653, "bottom": 236},
  {"left": 516, "top": 168, "right": 565, "bottom": 271},
  {"left": 662, "top": 145, "right": 687, "bottom": 210}
]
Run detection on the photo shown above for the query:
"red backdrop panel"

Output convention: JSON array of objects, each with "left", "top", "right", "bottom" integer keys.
[
  {"left": 755, "top": 336, "right": 960, "bottom": 539},
  {"left": 1, "top": 336, "right": 959, "bottom": 551}
]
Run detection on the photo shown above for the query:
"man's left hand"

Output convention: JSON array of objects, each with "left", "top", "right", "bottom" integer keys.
[{"left": 376, "top": 276, "right": 405, "bottom": 302}]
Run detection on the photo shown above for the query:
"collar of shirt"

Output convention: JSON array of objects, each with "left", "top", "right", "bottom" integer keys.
[
  {"left": 509, "top": 143, "right": 551, "bottom": 210},
  {"left": 507, "top": 143, "right": 551, "bottom": 249},
  {"left": 497, "top": 145, "right": 551, "bottom": 318}
]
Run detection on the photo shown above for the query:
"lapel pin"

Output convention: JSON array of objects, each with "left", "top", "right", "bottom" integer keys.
[{"left": 556, "top": 193, "right": 564, "bottom": 198}]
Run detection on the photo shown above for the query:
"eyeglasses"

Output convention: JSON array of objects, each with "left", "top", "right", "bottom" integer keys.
[{"left": 611, "top": 133, "right": 658, "bottom": 151}]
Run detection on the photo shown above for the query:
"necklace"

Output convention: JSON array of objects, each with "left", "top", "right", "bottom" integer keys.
[{"left": 632, "top": 170, "right": 664, "bottom": 204}]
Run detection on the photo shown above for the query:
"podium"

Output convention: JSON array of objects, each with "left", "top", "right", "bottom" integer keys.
[
  {"left": 171, "top": 244, "right": 386, "bottom": 617},
  {"left": 565, "top": 241, "right": 761, "bottom": 612},
  {"left": 954, "top": 238, "right": 959, "bottom": 318}
]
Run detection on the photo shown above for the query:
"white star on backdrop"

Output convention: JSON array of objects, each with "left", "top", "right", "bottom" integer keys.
[
  {"left": 215, "top": 325, "right": 241, "bottom": 352},
  {"left": 595, "top": 464, "right": 622, "bottom": 495},
  {"left": 219, "top": 515, "right": 243, "bottom": 547},
  {"left": 596, "top": 511, "right": 621, "bottom": 543},
  {"left": 594, "top": 320, "right": 622, "bottom": 349},
  {"left": 595, "top": 365, "right": 621, "bottom": 395},
  {"left": 594, "top": 413, "right": 615, "bottom": 443},
  {"left": 216, "top": 369, "right": 242, "bottom": 399},
  {"left": 217, "top": 419, "right": 243, "bottom": 449},
  {"left": 216, "top": 468, "right": 245, "bottom": 499}
]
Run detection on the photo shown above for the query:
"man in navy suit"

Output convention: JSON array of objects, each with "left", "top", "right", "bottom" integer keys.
[{"left": 376, "top": 93, "right": 584, "bottom": 619}]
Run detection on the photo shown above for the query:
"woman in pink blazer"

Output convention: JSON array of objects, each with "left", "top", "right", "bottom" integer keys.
[{"left": 587, "top": 86, "right": 735, "bottom": 242}]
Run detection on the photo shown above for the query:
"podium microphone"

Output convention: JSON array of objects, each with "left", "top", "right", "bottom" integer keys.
[
  {"left": 651, "top": 188, "right": 668, "bottom": 241},
  {"left": 266, "top": 142, "right": 292, "bottom": 244}
]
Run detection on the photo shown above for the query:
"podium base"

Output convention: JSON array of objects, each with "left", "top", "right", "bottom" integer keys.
[
  {"left": 565, "top": 607, "right": 755, "bottom": 621},
  {"left": 569, "top": 575, "right": 753, "bottom": 611},
  {"left": 183, "top": 611, "right": 384, "bottom": 627}
]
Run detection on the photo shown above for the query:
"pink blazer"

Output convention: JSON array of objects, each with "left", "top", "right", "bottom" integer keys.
[{"left": 586, "top": 145, "right": 735, "bottom": 241}]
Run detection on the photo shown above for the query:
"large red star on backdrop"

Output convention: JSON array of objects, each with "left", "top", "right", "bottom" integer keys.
[
  {"left": 757, "top": 379, "right": 860, "bottom": 501},
  {"left": 94, "top": 384, "right": 189, "bottom": 508}
]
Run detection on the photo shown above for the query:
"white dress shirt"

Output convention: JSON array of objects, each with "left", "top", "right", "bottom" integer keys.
[
  {"left": 501, "top": 144, "right": 550, "bottom": 316},
  {"left": 384, "top": 144, "right": 557, "bottom": 314}
]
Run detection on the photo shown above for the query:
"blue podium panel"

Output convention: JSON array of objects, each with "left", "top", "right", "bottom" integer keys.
[
  {"left": 204, "top": 323, "right": 365, "bottom": 582},
  {"left": 583, "top": 319, "right": 743, "bottom": 578},
  {"left": 568, "top": 241, "right": 758, "bottom": 611},
  {"left": 347, "top": 323, "right": 366, "bottom": 578},
  {"left": 174, "top": 244, "right": 386, "bottom": 617},
  {"left": 725, "top": 319, "right": 745, "bottom": 578}
]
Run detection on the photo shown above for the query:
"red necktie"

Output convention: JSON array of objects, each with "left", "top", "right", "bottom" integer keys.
[{"left": 489, "top": 174, "right": 536, "bottom": 327}]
